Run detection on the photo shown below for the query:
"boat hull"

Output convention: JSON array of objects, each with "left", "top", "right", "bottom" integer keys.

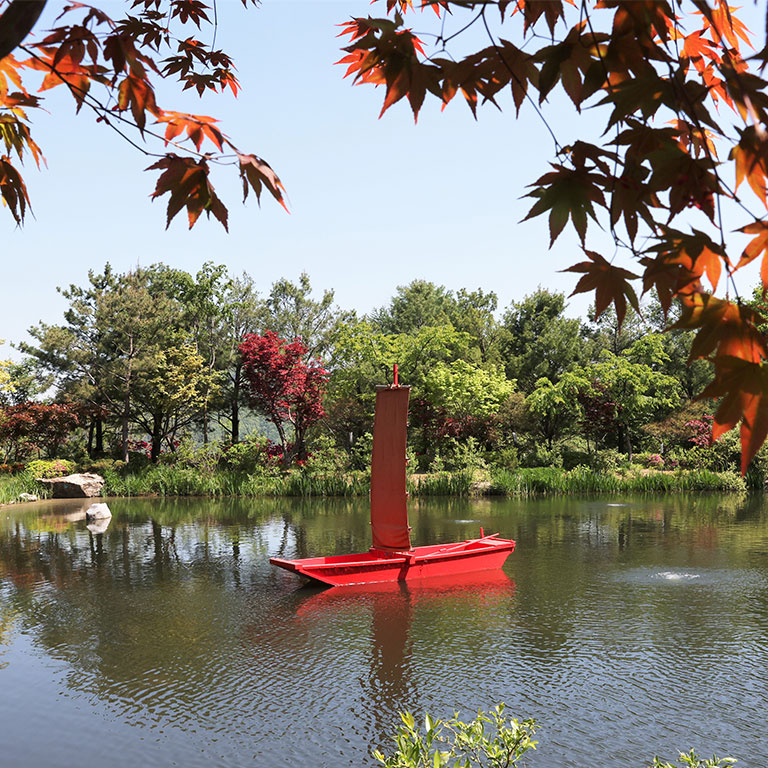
[{"left": 270, "top": 536, "right": 515, "bottom": 587}]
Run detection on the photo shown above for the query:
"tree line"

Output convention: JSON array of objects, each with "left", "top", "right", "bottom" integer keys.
[{"left": 0, "top": 262, "right": 735, "bottom": 473}]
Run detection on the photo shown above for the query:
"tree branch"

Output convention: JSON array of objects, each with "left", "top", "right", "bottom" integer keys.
[{"left": 0, "top": 0, "right": 46, "bottom": 61}]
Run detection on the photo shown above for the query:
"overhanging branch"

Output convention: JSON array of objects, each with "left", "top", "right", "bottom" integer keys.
[{"left": 0, "top": 0, "right": 46, "bottom": 61}]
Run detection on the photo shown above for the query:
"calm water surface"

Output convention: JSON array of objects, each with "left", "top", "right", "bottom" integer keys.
[{"left": 1, "top": 494, "right": 768, "bottom": 767}]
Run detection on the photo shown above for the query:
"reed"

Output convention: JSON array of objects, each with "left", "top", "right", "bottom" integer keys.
[
  {"left": 489, "top": 467, "right": 745, "bottom": 496},
  {"left": 0, "top": 472, "right": 50, "bottom": 504},
  {"left": 409, "top": 471, "right": 475, "bottom": 496}
]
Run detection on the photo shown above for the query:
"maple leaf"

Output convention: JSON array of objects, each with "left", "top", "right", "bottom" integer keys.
[
  {"left": 642, "top": 228, "right": 728, "bottom": 315},
  {"left": 563, "top": 250, "right": 640, "bottom": 327},
  {"left": 731, "top": 126, "right": 768, "bottom": 208},
  {"left": 0, "top": 155, "right": 30, "bottom": 225},
  {"left": 535, "top": 22, "right": 607, "bottom": 109},
  {"left": 513, "top": 0, "right": 572, "bottom": 36},
  {"left": 522, "top": 164, "right": 606, "bottom": 245},
  {"left": 237, "top": 153, "right": 288, "bottom": 212},
  {"left": 735, "top": 221, "right": 768, "bottom": 289},
  {"left": 699, "top": 357, "right": 768, "bottom": 473},
  {"left": 147, "top": 153, "right": 228, "bottom": 230},
  {"left": 609, "top": 162, "right": 658, "bottom": 242},
  {"left": 116, "top": 74, "right": 159, "bottom": 132},
  {"left": 673, "top": 293, "right": 768, "bottom": 364},
  {"left": 337, "top": 16, "right": 439, "bottom": 121},
  {"left": 155, "top": 111, "right": 224, "bottom": 151},
  {"left": 436, "top": 40, "right": 537, "bottom": 117}
]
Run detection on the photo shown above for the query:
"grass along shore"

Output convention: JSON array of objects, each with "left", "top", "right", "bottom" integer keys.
[{"left": 0, "top": 464, "right": 747, "bottom": 505}]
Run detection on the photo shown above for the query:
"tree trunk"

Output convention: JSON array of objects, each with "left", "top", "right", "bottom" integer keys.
[
  {"left": 150, "top": 412, "right": 163, "bottom": 463},
  {"left": 95, "top": 418, "right": 104, "bottom": 456},
  {"left": 231, "top": 361, "right": 242, "bottom": 444},
  {"left": 87, "top": 419, "right": 95, "bottom": 458}
]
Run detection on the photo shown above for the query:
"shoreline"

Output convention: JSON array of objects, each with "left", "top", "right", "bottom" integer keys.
[{"left": 0, "top": 465, "right": 749, "bottom": 506}]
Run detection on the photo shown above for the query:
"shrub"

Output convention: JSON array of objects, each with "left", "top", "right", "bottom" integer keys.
[
  {"left": 646, "top": 453, "right": 664, "bottom": 469},
  {"left": 222, "top": 435, "right": 274, "bottom": 473},
  {"left": 488, "top": 445, "right": 518, "bottom": 471},
  {"left": 374, "top": 706, "right": 732, "bottom": 768},
  {"left": 83, "top": 458, "right": 126, "bottom": 474},
  {"left": 303, "top": 433, "right": 350, "bottom": 474},
  {"left": 374, "top": 705, "right": 537, "bottom": 768},
  {"left": 590, "top": 449, "right": 625, "bottom": 472},
  {"left": 26, "top": 458, "right": 77, "bottom": 478},
  {"left": 520, "top": 444, "right": 563, "bottom": 469},
  {"left": 349, "top": 432, "right": 373, "bottom": 471}
]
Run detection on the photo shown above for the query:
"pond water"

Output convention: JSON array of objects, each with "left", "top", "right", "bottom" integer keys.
[{"left": 2, "top": 494, "right": 768, "bottom": 768}]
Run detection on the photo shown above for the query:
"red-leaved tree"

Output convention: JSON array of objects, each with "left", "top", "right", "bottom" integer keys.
[
  {"left": 239, "top": 331, "right": 328, "bottom": 466},
  {"left": 0, "top": 401, "right": 80, "bottom": 461}
]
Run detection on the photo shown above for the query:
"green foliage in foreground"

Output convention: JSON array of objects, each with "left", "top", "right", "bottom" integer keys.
[
  {"left": 374, "top": 705, "right": 537, "bottom": 768},
  {"left": 375, "top": 707, "right": 734, "bottom": 768},
  {"left": 652, "top": 751, "right": 736, "bottom": 768}
]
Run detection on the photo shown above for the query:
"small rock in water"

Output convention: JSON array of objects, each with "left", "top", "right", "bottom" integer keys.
[
  {"left": 86, "top": 517, "right": 111, "bottom": 535},
  {"left": 85, "top": 502, "right": 112, "bottom": 520},
  {"left": 18, "top": 493, "right": 38, "bottom": 502}
]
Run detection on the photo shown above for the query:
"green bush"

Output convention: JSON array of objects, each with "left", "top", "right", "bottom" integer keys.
[
  {"left": 374, "top": 706, "right": 733, "bottom": 768},
  {"left": 168, "top": 440, "right": 224, "bottom": 473},
  {"left": 83, "top": 458, "right": 126, "bottom": 474},
  {"left": 304, "top": 433, "right": 350, "bottom": 474},
  {"left": 349, "top": 432, "right": 373, "bottom": 471},
  {"left": 488, "top": 445, "right": 518, "bottom": 471},
  {"left": 374, "top": 705, "right": 536, "bottom": 768},
  {"left": 26, "top": 459, "right": 77, "bottom": 478},
  {"left": 222, "top": 435, "right": 272, "bottom": 473},
  {"left": 652, "top": 750, "right": 736, "bottom": 768},
  {"left": 590, "top": 448, "right": 625, "bottom": 472},
  {"left": 520, "top": 444, "right": 563, "bottom": 469},
  {"left": 429, "top": 437, "right": 488, "bottom": 473}
]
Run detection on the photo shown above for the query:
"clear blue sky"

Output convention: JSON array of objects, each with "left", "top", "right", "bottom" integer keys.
[{"left": 2, "top": 1, "right": 763, "bottom": 359}]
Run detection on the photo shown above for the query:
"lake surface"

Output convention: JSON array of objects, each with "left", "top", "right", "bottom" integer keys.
[{"left": 1, "top": 494, "right": 768, "bottom": 767}]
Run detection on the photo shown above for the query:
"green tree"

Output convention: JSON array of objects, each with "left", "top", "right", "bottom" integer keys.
[
  {"left": 577, "top": 343, "right": 682, "bottom": 459},
  {"left": 502, "top": 289, "right": 586, "bottom": 392},
  {"left": 526, "top": 372, "right": 589, "bottom": 448},
  {"left": 0, "top": 342, "right": 11, "bottom": 395},
  {"left": 215, "top": 273, "right": 267, "bottom": 444},
  {"left": 263, "top": 273, "right": 353, "bottom": 361},
  {"left": 372, "top": 280, "right": 454, "bottom": 335},
  {"left": 423, "top": 360, "right": 515, "bottom": 421}
]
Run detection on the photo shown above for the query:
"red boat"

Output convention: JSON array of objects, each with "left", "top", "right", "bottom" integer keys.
[{"left": 270, "top": 368, "right": 516, "bottom": 587}]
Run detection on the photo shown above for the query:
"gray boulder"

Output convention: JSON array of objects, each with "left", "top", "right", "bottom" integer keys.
[
  {"left": 18, "top": 493, "right": 38, "bottom": 502},
  {"left": 38, "top": 473, "right": 105, "bottom": 498}
]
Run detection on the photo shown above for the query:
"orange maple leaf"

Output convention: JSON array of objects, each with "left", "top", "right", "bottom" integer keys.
[
  {"left": 147, "top": 154, "right": 228, "bottom": 230},
  {"left": 673, "top": 292, "right": 768, "bottom": 364},
  {"left": 700, "top": 357, "right": 768, "bottom": 473},
  {"left": 735, "top": 220, "right": 768, "bottom": 290},
  {"left": 563, "top": 250, "right": 640, "bottom": 327},
  {"left": 155, "top": 111, "right": 224, "bottom": 151}
]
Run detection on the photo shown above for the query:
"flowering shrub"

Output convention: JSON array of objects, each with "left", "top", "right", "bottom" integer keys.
[
  {"left": 686, "top": 415, "right": 714, "bottom": 447},
  {"left": 26, "top": 459, "right": 77, "bottom": 478},
  {"left": 646, "top": 453, "right": 664, "bottom": 469}
]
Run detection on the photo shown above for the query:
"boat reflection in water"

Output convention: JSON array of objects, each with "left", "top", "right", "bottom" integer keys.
[{"left": 290, "top": 570, "right": 516, "bottom": 740}]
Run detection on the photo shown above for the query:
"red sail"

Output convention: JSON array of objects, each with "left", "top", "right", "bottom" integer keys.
[{"left": 370, "top": 385, "right": 411, "bottom": 551}]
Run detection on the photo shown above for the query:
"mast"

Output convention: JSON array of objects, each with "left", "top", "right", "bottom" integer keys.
[{"left": 370, "top": 367, "right": 411, "bottom": 551}]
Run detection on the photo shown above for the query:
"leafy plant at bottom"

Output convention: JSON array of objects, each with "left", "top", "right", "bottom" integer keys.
[
  {"left": 651, "top": 749, "right": 736, "bottom": 768},
  {"left": 373, "top": 705, "right": 537, "bottom": 768}
]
